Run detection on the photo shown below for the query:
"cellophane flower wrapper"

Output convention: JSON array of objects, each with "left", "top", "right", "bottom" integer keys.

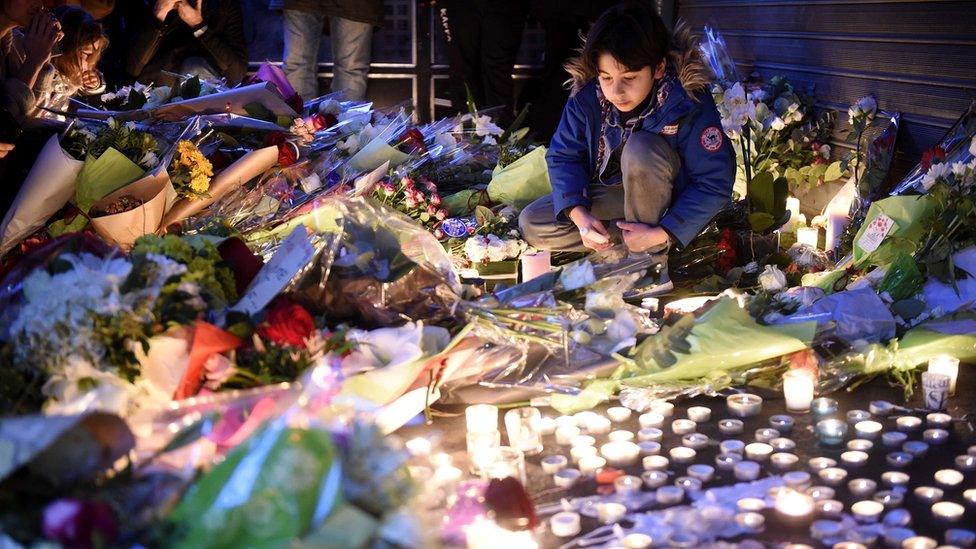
[
  {"left": 699, "top": 26, "right": 740, "bottom": 88},
  {"left": 890, "top": 100, "right": 976, "bottom": 195},
  {"left": 851, "top": 194, "right": 938, "bottom": 268}
]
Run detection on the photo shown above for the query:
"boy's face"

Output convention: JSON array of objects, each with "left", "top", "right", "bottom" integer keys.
[
  {"left": 597, "top": 54, "right": 664, "bottom": 113},
  {"left": 2, "top": 0, "right": 43, "bottom": 25}
]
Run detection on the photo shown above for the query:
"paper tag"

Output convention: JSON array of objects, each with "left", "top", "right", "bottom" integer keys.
[
  {"left": 233, "top": 226, "right": 315, "bottom": 315},
  {"left": 857, "top": 213, "right": 896, "bottom": 253}
]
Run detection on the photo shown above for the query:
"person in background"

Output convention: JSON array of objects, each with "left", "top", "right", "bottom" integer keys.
[
  {"left": 33, "top": 5, "right": 107, "bottom": 114},
  {"left": 0, "top": 0, "right": 60, "bottom": 123},
  {"left": 272, "top": 0, "right": 384, "bottom": 102},
  {"left": 117, "top": 0, "right": 247, "bottom": 85},
  {"left": 441, "top": 0, "right": 527, "bottom": 129},
  {"left": 42, "top": 0, "right": 113, "bottom": 19}
]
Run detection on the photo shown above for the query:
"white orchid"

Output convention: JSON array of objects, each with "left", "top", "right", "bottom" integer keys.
[
  {"left": 848, "top": 95, "right": 878, "bottom": 123},
  {"left": 340, "top": 322, "right": 427, "bottom": 375},
  {"left": 471, "top": 113, "right": 502, "bottom": 137},
  {"left": 433, "top": 131, "right": 458, "bottom": 151}
]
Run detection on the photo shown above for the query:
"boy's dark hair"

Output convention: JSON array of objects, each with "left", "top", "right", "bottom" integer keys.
[{"left": 566, "top": 2, "right": 670, "bottom": 85}]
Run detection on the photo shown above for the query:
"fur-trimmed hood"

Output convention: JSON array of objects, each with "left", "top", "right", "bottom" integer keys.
[{"left": 565, "top": 20, "right": 713, "bottom": 99}]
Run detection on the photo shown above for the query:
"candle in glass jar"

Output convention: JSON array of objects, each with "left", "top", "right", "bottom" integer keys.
[
  {"left": 824, "top": 206, "right": 849, "bottom": 253},
  {"left": 816, "top": 419, "right": 848, "bottom": 446},
  {"left": 797, "top": 226, "right": 819, "bottom": 248},
  {"left": 466, "top": 404, "right": 499, "bottom": 434},
  {"left": 786, "top": 196, "right": 801, "bottom": 232},
  {"left": 811, "top": 397, "right": 838, "bottom": 420},
  {"left": 783, "top": 369, "right": 815, "bottom": 413},
  {"left": 928, "top": 355, "right": 959, "bottom": 395},
  {"left": 520, "top": 250, "right": 551, "bottom": 282},
  {"left": 727, "top": 393, "right": 763, "bottom": 417}
]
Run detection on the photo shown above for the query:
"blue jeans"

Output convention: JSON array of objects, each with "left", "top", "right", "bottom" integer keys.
[{"left": 282, "top": 10, "right": 373, "bottom": 101}]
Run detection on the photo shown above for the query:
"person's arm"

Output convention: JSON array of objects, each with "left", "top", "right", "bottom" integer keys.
[
  {"left": 658, "top": 94, "right": 735, "bottom": 248},
  {"left": 125, "top": 0, "right": 178, "bottom": 79},
  {"left": 178, "top": 0, "right": 247, "bottom": 84}
]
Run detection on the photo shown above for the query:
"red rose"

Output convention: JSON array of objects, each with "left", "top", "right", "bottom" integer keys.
[
  {"left": 42, "top": 498, "right": 118, "bottom": 549},
  {"left": 264, "top": 132, "right": 300, "bottom": 167},
  {"left": 257, "top": 297, "right": 316, "bottom": 347},
  {"left": 716, "top": 228, "right": 737, "bottom": 273},
  {"left": 218, "top": 237, "right": 264, "bottom": 295}
]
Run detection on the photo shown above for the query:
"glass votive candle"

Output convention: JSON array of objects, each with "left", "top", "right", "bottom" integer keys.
[
  {"left": 596, "top": 501, "right": 628, "bottom": 524},
  {"left": 771, "top": 452, "right": 800, "bottom": 471},
  {"left": 932, "top": 502, "right": 965, "bottom": 523},
  {"left": 934, "top": 469, "right": 964, "bottom": 488},
  {"left": 614, "top": 474, "right": 642, "bottom": 495},
  {"left": 902, "top": 440, "right": 929, "bottom": 458},
  {"left": 675, "top": 476, "right": 703, "bottom": 493},
  {"left": 553, "top": 467, "right": 581, "bottom": 487},
  {"left": 718, "top": 419, "right": 744, "bottom": 435},
  {"left": 869, "top": 400, "right": 896, "bottom": 416},
  {"left": 536, "top": 416, "right": 557, "bottom": 435},
  {"left": 555, "top": 424, "right": 581, "bottom": 445},
  {"left": 851, "top": 500, "right": 884, "bottom": 523},
  {"left": 579, "top": 455, "right": 607, "bottom": 475},
  {"left": 638, "top": 441, "right": 661, "bottom": 456},
  {"left": 783, "top": 470, "right": 812, "bottom": 489},
  {"left": 637, "top": 427, "right": 663, "bottom": 442},
  {"left": 638, "top": 412, "right": 665, "bottom": 429},
  {"left": 745, "top": 442, "right": 773, "bottom": 462},
  {"left": 774, "top": 489, "right": 816, "bottom": 519},
  {"left": 914, "top": 486, "right": 944, "bottom": 504},
  {"left": 656, "top": 485, "right": 684, "bottom": 505},
  {"left": 466, "top": 404, "right": 499, "bottom": 433},
  {"left": 955, "top": 454, "right": 976, "bottom": 471},
  {"left": 769, "top": 415, "right": 795, "bottom": 434},
  {"left": 504, "top": 407, "right": 544, "bottom": 454},
  {"left": 818, "top": 467, "right": 848, "bottom": 486},
  {"left": 468, "top": 431, "right": 502, "bottom": 472},
  {"left": 882, "top": 431, "right": 908, "bottom": 448},
  {"left": 687, "top": 406, "right": 712, "bottom": 422},
  {"left": 601, "top": 441, "right": 640, "bottom": 467},
  {"left": 896, "top": 416, "right": 922, "bottom": 432},
  {"left": 886, "top": 452, "right": 913, "bottom": 469},
  {"left": 923, "top": 428, "right": 949, "bottom": 445},
  {"left": 841, "top": 450, "right": 869, "bottom": 468},
  {"left": 755, "top": 428, "right": 781, "bottom": 443},
  {"left": 672, "top": 419, "right": 697, "bottom": 435},
  {"left": 486, "top": 446, "right": 527, "bottom": 484},
  {"left": 550, "top": 511, "right": 581, "bottom": 537},
  {"left": 854, "top": 420, "right": 883, "bottom": 440},
  {"left": 720, "top": 439, "right": 745, "bottom": 455},
  {"left": 608, "top": 430, "right": 635, "bottom": 443},
  {"left": 621, "top": 533, "right": 653, "bottom": 549},
  {"left": 928, "top": 354, "right": 960, "bottom": 395},
  {"left": 586, "top": 416, "right": 613, "bottom": 435},
  {"left": 848, "top": 478, "right": 878, "bottom": 498},
  {"left": 881, "top": 471, "right": 911, "bottom": 488},
  {"left": 847, "top": 439, "right": 874, "bottom": 452},
  {"left": 873, "top": 490, "right": 904, "bottom": 509},
  {"left": 687, "top": 464, "right": 715, "bottom": 482},
  {"left": 771, "top": 437, "right": 797, "bottom": 452},
  {"left": 734, "top": 460, "right": 761, "bottom": 481},
  {"left": 641, "top": 470, "right": 668, "bottom": 488},
  {"left": 570, "top": 434, "right": 596, "bottom": 448},
  {"left": 607, "top": 406, "right": 632, "bottom": 422},
  {"left": 716, "top": 452, "right": 742, "bottom": 471},
  {"left": 735, "top": 512, "right": 765, "bottom": 532},
  {"left": 817, "top": 499, "right": 844, "bottom": 518},
  {"left": 649, "top": 400, "right": 675, "bottom": 417},
  {"left": 783, "top": 369, "right": 815, "bottom": 413},
  {"left": 727, "top": 393, "right": 763, "bottom": 417},
  {"left": 901, "top": 536, "right": 938, "bottom": 549},
  {"left": 926, "top": 412, "right": 952, "bottom": 428},
  {"left": 816, "top": 419, "right": 848, "bottom": 446},
  {"left": 643, "top": 455, "right": 669, "bottom": 471},
  {"left": 737, "top": 497, "right": 766, "bottom": 512},
  {"left": 682, "top": 433, "right": 709, "bottom": 450},
  {"left": 570, "top": 445, "right": 598, "bottom": 463},
  {"left": 541, "top": 454, "right": 569, "bottom": 474},
  {"left": 809, "top": 457, "right": 838, "bottom": 472},
  {"left": 807, "top": 486, "right": 836, "bottom": 501},
  {"left": 669, "top": 446, "right": 697, "bottom": 464},
  {"left": 811, "top": 397, "right": 839, "bottom": 420},
  {"left": 846, "top": 410, "right": 871, "bottom": 424}
]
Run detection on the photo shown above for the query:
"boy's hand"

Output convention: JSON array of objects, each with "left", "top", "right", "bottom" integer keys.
[
  {"left": 569, "top": 206, "right": 611, "bottom": 251},
  {"left": 617, "top": 221, "right": 669, "bottom": 253}
]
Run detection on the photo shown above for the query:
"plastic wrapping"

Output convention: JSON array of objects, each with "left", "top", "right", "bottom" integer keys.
[
  {"left": 773, "top": 287, "right": 896, "bottom": 343},
  {"left": 699, "top": 26, "right": 740, "bottom": 88},
  {"left": 890, "top": 99, "right": 976, "bottom": 196}
]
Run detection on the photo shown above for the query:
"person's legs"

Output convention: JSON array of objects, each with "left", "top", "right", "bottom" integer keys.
[
  {"left": 620, "top": 130, "right": 680, "bottom": 225},
  {"left": 479, "top": 0, "right": 527, "bottom": 128},
  {"left": 179, "top": 57, "right": 221, "bottom": 82},
  {"left": 329, "top": 16, "right": 373, "bottom": 101},
  {"left": 519, "top": 184, "right": 625, "bottom": 252},
  {"left": 282, "top": 9, "right": 324, "bottom": 100},
  {"left": 443, "top": 0, "right": 483, "bottom": 113}
]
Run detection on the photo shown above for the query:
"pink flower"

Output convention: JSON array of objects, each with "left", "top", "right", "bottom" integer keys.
[
  {"left": 436, "top": 209, "right": 448, "bottom": 221},
  {"left": 424, "top": 179, "right": 438, "bottom": 192},
  {"left": 380, "top": 183, "right": 396, "bottom": 196},
  {"left": 427, "top": 204, "right": 438, "bottom": 215},
  {"left": 430, "top": 193, "right": 442, "bottom": 206},
  {"left": 433, "top": 228, "right": 445, "bottom": 239},
  {"left": 42, "top": 499, "right": 118, "bottom": 549},
  {"left": 402, "top": 177, "right": 415, "bottom": 189},
  {"left": 203, "top": 353, "right": 236, "bottom": 390},
  {"left": 466, "top": 226, "right": 476, "bottom": 235},
  {"left": 405, "top": 195, "right": 419, "bottom": 208}
]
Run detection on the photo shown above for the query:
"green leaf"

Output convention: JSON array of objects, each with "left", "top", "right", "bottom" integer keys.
[
  {"left": 474, "top": 205, "right": 494, "bottom": 226},
  {"left": 824, "top": 161, "right": 844, "bottom": 182},
  {"left": 180, "top": 75, "right": 201, "bottom": 100},
  {"left": 126, "top": 88, "right": 147, "bottom": 109},
  {"left": 748, "top": 212, "right": 776, "bottom": 233}
]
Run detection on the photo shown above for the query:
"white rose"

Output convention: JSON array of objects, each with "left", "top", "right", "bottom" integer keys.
[
  {"left": 766, "top": 116, "right": 786, "bottom": 131},
  {"left": 758, "top": 264, "right": 787, "bottom": 292}
]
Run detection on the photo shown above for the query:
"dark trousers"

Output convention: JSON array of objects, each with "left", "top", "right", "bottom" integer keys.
[
  {"left": 443, "top": 0, "right": 528, "bottom": 129},
  {"left": 527, "top": 16, "right": 590, "bottom": 143}
]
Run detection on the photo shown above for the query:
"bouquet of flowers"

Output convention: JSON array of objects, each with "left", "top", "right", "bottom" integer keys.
[
  {"left": 369, "top": 173, "right": 448, "bottom": 232},
  {"left": 169, "top": 140, "right": 214, "bottom": 200}
]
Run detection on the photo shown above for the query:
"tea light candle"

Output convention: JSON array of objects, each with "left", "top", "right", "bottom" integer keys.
[
  {"left": 672, "top": 419, "right": 697, "bottom": 434},
  {"left": 637, "top": 427, "right": 663, "bottom": 442},
  {"left": 555, "top": 425, "right": 581, "bottom": 445},
  {"left": 682, "top": 433, "right": 709, "bottom": 450},
  {"left": 902, "top": 537, "right": 938, "bottom": 549},
  {"left": 755, "top": 428, "right": 781, "bottom": 443},
  {"left": 734, "top": 460, "right": 761, "bottom": 481},
  {"left": 809, "top": 457, "right": 837, "bottom": 472},
  {"left": 769, "top": 415, "right": 796, "bottom": 434},
  {"left": 579, "top": 455, "right": 607, "bottom": 475},
  {"left": 816, "top": 419, "right": 848, "bottom": 445},
  {"left": 847, "top": 410, "right": 871, "bottom": 424},
  {"left": 869, "top": 400, "right": 896, "bottom": 416},
  {"left": 596, "top": 502, "right": 628, "bottom": 524},
  {"left": 811, "top": 397, "right": 839, "bottom": 419},
  {"left": 536, "top": 416, "right": 557, "bottom": 435},
  {"left": 735, "top": 512, "right": 765, "bottom": 532},
  {"left": 817, "top": 500, "right": 844, "bottom": 518},
  {"left": 720, "top": 439, "right": 746, "bottom": 455},
  {"left": 745, "top": 442, "right": 774, "bottom": 462},
  {"left": 923, "top": 428, "right": 949, "bottom": 445},
  {"left": 882, "top": 431, "right": 908, "bottom": 448},
  {"left": 882, "top": 508, "right": 912, "bottom": 528},
  {"left": 928, "top": 355, "right": 959, "bottom": 395},
  {"left": 716, "top": 453, "right": 742, "bottom": 471},
  {"left": 608, "top": 430, "right": 635, "bottom": 443},
  {"left": 614, "top": 474, "right": 642, "bottom": 495},
  {"left": 818, "top": 467, "right": 848, "bottom": 486},
  {"left": 851, "top": 500, "right": 884, "bottom": 523},
  {"left": 669, "top": 446, "right": 697, "bottom": 464},
  {"left": 687, "top": 406, "right": 712, "bottom": 422},
  {"left": 772, "top": 453, "right": 800, "bottom": 471},
  {"left": 687, "top": 464, "right": 715, "bottom": 482},
  {"left": 718, "top": 419, "right": 744, "bottom": 435},
  {"left": 643, "top": 455, "right": 669, "bottom": 471},
  {"left": 854, "top": 420, "right": 883, "bottom": 439},
  {"left": 926, "top": 412, "right": 952, "bottom": 429},
  {"left": 641, "top": 470, "right": 668, "bottom": 488},
  {"left": 570, "top": 434, "right": 595, "bottom": 448},
  {"left": 638, "top": 412, "right": 664, "bottom": 429},
  {"left": 550, "top": 511, "right": 581, "bottom": 537},
  {"left": 737, "top": 498, "right": 766, "bottom": 512},
  {"left": 649, "top": 400, "right": 675, "bottom": 417},
  {"left": 934, "top": 468, "right": 964, "bottom": 488},
  {"left": 553, "top": 468, "right": 581, "bottom": 487},
  {"left": 586, "top": 416, "right": 612, "bottom": 435},
  {"left": 883, "top": 528, "right": 915, "bottom": 547},
  {"left": 886, "top": 452, "right": 913, "bottom": 469},
  {"left": 902, "top": 440, "right": 929, "bottom": 458},
  {"left": 797, "top": 226, "right": 819, "bottom": 248},
  {"left": 774, "top": 489, "right": 816, "bottom": 519},
  {"left": 554, "top": 415, "right": 577, "bottom": 429},
  {"left": 955, "top": 454, "right": 976, "bottom": 471},
  {"left": 963, "top": 488, "right": 976, "bottom": 506},
  {"left": 727, "top": 393, "right": 763, "bottom": 417},
  {"left": 933, "top": 501, "right": 965, "bottom": 523},
  {"left": 873, "top": 490, "right": 904, "bottom": 509},
  {"left": 881, "top": 471, "right": 910, "bottom": 488},
  {"left": 607, "top": 406, "right": 632, "bottom": 423},
  {"left": 841, "top": 450, "right": 869, "bottom": 468},
  {"left": 466, "top": 404, "right": 499, "bottom": 433},
  {"left": 783, "top": 470, "right": 811, "bottom": 489},
  {"left": 771, "top": 437, "right": 796, "bottom": 452},
  {"left": 570, "top": 445, "right": 598, "bottom": 463},
  {"left": 656, "top": 486, "right": 685, "bottom": 505},
  {"left": 541, "top": 455, "right": 568, "bottom": 474},
  {"left": 621, "top": 534, "right": 653, "bottom": 549},
  {"left": 914, "top": 486, "right": 944, "bottom": 504},
  {"left": 638, "top": 441, "right": 661, "bottom": 456},
  {"left": 601, "top": 442, "right": 640, "bottom": 467},
  {"left": 675, "top": 476, "right": 703, "bottom": 493},
  {"left": 807, "top": 486, "right": 836, "bottom": 501},
  {"left": 896, "top": 416, "right": 922, "bottom": 432},
  {"left": 783, "top": 369, "right": 815, "bottom": 413},
  {"left": 848, "top": 478, "right": 877, "bottom": 498}
]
